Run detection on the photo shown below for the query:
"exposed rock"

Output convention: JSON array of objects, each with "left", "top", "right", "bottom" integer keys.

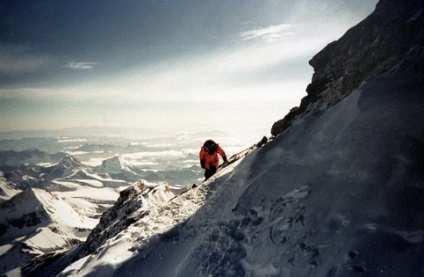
[
  {"left": 256, "top": 136, "right": 268, "bottom": 148},
  {"left": 272, "top": 0, "right": 424, "bottom": 135},
  {"left": 271, "top": 106, "right": 303, "bottom": 136},
  {"left": 77, "top": 180, "right": 174, "bottom": 258}
]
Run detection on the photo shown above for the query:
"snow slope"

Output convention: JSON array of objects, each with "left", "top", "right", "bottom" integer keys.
[{"left": 62, "top": 73, "right": 423, "bottom": 277}]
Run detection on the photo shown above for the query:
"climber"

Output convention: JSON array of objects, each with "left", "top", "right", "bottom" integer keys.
[{"left": 199, "top": 139, "right": 228, "bottom": 180}]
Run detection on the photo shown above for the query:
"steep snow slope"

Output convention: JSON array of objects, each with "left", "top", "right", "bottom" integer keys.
[{"left": 73, "top": 74, "right": 421, "bottom": 277}]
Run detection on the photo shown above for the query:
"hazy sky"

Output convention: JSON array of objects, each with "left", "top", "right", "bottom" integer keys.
[{"left": 0, "top": 0, "right": 378, "bottom": 139}]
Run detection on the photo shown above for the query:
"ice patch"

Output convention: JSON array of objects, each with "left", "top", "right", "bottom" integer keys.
[
  {"left": 281, "top": 185, "right": 310, "bottom": 203},
  {"left": 242, "top": 260, "right": 280, "bottom": 277},
  {"left": 0, "top": 244, "right": 13, "bottom": 256}
]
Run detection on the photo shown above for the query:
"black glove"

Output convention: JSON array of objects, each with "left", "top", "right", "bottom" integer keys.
[{"left": 200, "top": 159, "right": 205, "bottom": 169}]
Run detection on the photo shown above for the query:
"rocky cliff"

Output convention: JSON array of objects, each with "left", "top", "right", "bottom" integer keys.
[{"left": 272, "top": 0, "right": 424, "bottom": 135}]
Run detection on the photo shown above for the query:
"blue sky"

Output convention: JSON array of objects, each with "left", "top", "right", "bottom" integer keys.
[{"left": 0, "top": 0, "right": 378, "bottom": 139}]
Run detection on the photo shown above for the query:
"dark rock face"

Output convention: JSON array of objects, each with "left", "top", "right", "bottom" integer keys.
[
  {"left": 8, "top": 211, "right": 46, "bottom": 228},
  {"left": 271, "top": 106, "right": 302, "bottom": 136},
  {"left": 272, "top": 0, "right": 424, "bottom": 136}
]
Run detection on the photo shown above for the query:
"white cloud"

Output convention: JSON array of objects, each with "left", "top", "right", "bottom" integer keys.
[
  {"left": 240, "top": 24, "right": 294, "bottom": 43},
  {"left": 65, "top": 62, "right": 99, "bottom": 70}
]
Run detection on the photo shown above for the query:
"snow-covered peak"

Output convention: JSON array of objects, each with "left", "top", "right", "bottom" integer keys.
[
  {"left": 0, "top": 187, "right": 98, "bottom": 274},
  {"left": 45, "top": 154, "right": 88, "bottom": 179},
  {"left": 0, "top": 188, "right": 96, "bottom": 243},
  {"left": 98, "top": 156, "right": 125, "bottom": 174},
  {"left": 94, "top": 156, "right": 141, "bottom": 182},
  {"left": 58, "top": 154, "right": 84, "bottom": 169}
]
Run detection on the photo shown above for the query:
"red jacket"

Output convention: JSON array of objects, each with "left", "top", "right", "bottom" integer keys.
[{"left": 199, "top": 143, "right": 226, "bottom": 170}]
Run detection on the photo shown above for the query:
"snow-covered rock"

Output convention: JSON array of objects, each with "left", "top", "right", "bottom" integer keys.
[
  {"left": 0, "top": 170, "right": 21, "bottom": 203},
  {"left": 98, "top": 156, "right": 126, "bottom": 175},
  {"left": 96, "top": 156, "right": 140, "bottom": 182},
  {"left": 46, "top": 155, "right": 89, "bottom": 179},
  {"left": 77, "top": 180, "right": 176, "bottom": 257},
  {"left": 0, "top": 188, "right": 97, "bottom": 275}
]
